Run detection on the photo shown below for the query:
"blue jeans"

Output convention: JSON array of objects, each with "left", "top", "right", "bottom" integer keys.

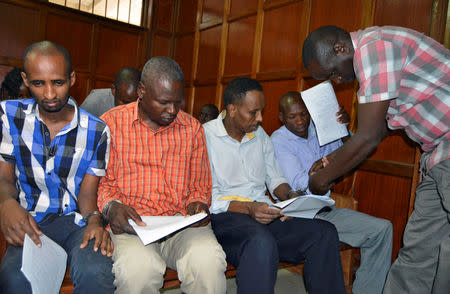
[
  {"left": 0, "top": 214, "right": 115, "bottom": 294},
  {"left": 211, "top": 212, "right": 346, "bottom": 294}
]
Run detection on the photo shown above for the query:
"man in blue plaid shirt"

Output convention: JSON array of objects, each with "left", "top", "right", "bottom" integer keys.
[{"left": 0, "top": 41, "right": 115, "bottom": 293}]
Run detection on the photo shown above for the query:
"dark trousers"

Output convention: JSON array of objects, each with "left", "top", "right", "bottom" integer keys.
[
  {"left": 211, "top": 212, "right": 346, "bottom": 294},
  {"left": 0, "top": 214, "right": 115, "bottom": 294}
]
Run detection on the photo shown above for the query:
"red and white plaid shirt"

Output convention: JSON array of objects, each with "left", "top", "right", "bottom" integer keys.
[
  {"left": 98, "top": 102, "right": 212, "bottom": 216},
  {"left": 351, "top": 26, "right": 450, "bottom": 170}
]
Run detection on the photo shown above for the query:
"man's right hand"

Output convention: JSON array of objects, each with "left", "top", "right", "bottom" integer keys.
[
  {"left": 0, "top": 198, "right": 42, "bottom": 247},
  {"left": 248, "top": 202, "right": 282, "bottom": 224},
  {"left": 106, "top": 202, "right": 146, "bottom": 235}
]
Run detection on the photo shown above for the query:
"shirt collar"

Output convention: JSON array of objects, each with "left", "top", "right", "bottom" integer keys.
[
  {"left": 25, "top": 97, "right": 86, "bottom": 130},
  {"left": 350, "top": 31, "right": 359, "bottom": 51},
  {"left": 213, "top": 111, "right": 256, "bottom": 141}
]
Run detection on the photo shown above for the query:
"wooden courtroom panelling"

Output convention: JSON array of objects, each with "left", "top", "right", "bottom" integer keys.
[
  {"left": 353, "top": 171, "right": 412, "bottom": 259},
  {"left": 96, "top": 26, "right": 141, "bottom": 76},
  {"left": 94, "top": 79, "right": 114, "bottom": 90},
  {"left": 259, "top": 1, "right": 304, "bottom": 73},
  {"left": 201, "top": 0, "right": 224, "bottom": 24},
  {"left": 70, "top": 72, "right": 89, "bottom": 105},
  {"left": 45, "top": 13, "right": 93, "bottom": 73},
  {"left": 0, "top": 1, "right": 40, "bottom": 59},
  {"left": 229, "top": 0, "right": 258, "bottom": 18},
  {"left": 374, "top": 0, "right": 435, "bottom": 33},
  {"left": 196, "top": 25, "right": 222, "bottom": 81},
  {"left": 309, "top": 0, "right": 363, "bottom": 32},
  {"left": 260, "top": 79, "right": 298, "bottom": 135},
  {"left": 176, "top": 0, "right": 198, "bottom": 34},
  {"left": 192, "top": 85, "right": 216, "bottom": 119},
  {"left": 174, "top": 34, "right": 195, "bottom": 81},
  {"left": 154, "top": 0, "right": 175, "bottom": 32},
  {"left": 224, "top": 16, "right": 257, "bottom": 76},
  {"left": 152, "top": 33, "right": 172, "bottom": 57}
]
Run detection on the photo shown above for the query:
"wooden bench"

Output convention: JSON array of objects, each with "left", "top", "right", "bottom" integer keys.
[{"left": 0, "top": 192, "right": 359, "bottom": 294}]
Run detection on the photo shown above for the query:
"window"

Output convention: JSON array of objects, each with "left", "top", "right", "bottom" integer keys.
[{"left": 49, "top": 0, "right": 143, "bottom": 26}]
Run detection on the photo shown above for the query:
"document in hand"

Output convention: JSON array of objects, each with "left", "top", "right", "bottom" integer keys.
[
  {"left": 129, "top": 213, "right": 207, "bottom": 245},
  {"left": 272, "top": 195, "right": 335, "bottom": 218},
  {"left": 21, "top": 234, "right": 68, "bottom": 294},
  {"left": 301, "top": 80, "right": 348, "bottom": 146}
]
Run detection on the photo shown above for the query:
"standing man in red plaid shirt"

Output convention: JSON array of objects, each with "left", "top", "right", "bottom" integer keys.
[
  {"left": 97, "top": 57, "right": 226, "bottom": 294},
  {"left": 302, "top": 26, "right": 449, "bottom": 294}
]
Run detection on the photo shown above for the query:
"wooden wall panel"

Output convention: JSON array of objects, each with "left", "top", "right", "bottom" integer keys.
[
  {"left": 309, "top": 0, "right": 363, "bottom": 32},
  {"left": 259, "top": 2, "right": 303, "bottom": 73},
  {"left": 201, "top": 0, "right": 224, "bottom": 23},
  {"left": 260, "top": 79, "right": 298, "bottom": 135},
  {"left": 46, "top": 13, "right": 93, "bottom": 72},
  {"left": 0, "top": 2, "right": 39, "bottom": 59},
  {"left": 354, "top": 171, "right": 412, "bottom": 259},
  {"left": 177, "top": 0, "right": 198, "bottom": 33},
  {"left": 229, "top": 0, "right": 258, "bottom": 17},
  {"left": 71, "top": 72, "right": 89, "bottom": 104},
  {"left": 174, "top": 34, "right": 195, "bottom": 81},
  {"left": 374, "top": 0, "right": 434, "bottom": 32},
  {"left": 152, "top": 34, "right": 171, "bottom": 57},
  {"left": 94, "top": 79, "right": 114, "bottom": 90},
  {"left": 96, "top": 26, "right": 141, "bottom": 76},
  {"left": 196, "top": 26, "right": 222, "bottom": 81},
  {"left": 154, "top": 0, "right": 174, "bottom": 31},
  {"left": 224, "top": 16, "right": 257, "bottom": 76},
  {"left": 192, "top": 85, "right": 217, "bottom": 119},
  {"left": 0, "top": 65, "right": 14, "bottom": 87}
]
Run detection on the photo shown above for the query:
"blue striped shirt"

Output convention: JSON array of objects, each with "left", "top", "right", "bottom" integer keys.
[{"left": 0, "top": 98, "right": 110, "bottom": 225}]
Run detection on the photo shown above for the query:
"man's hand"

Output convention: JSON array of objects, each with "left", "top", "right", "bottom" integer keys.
[
  {"left": 106, "top": 202, "right": 146, "bottom": 235},
  {"left": 80, "top": 216, "right": 114, "bottom": 257},
  {"left": 0, "top": 198, "right": 42, "bottom": 247},
  {"left": 186, "top": 201, "right": 210, "bottom": 227},
  {"left": 336, "top": 106, "right": 350, "bottom": 125},
  {"left": 248, "top": 202, "right": 282, "bottom": 224}
]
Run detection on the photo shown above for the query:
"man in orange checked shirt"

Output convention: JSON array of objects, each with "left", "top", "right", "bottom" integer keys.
[{"left": 97, "top": 57, "right": 227, "bottom": 294}]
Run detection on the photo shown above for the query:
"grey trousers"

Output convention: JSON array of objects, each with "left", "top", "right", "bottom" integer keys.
[
  {"left": 383, "top": 158, "right": 450, "bottom": 294},
  {"left": 316, "top": 207, "right": 393, "bottom": 294}
]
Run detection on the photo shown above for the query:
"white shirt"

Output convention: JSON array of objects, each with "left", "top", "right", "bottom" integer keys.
[{"left": 203, "top": 113, "right": 287, "bottom": 214}]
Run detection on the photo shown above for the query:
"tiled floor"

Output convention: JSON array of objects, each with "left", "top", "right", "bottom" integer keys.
[{"left": 161, "top": 268, "right": 306, "bottom": 294}]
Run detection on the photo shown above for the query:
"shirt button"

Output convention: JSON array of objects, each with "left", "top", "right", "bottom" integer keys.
[{"left": 45, "top": 131, "right": 49, "bottom": 136}]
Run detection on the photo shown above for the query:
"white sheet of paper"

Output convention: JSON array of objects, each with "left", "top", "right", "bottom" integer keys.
[
  {"left": 301, "top": 80, "right": 348, "bottom": 146},
  {"left": 21, "top": 234, "right": 67, "bottom": 294},
  {"left": 272, "top": 195, "right": 335, "bottom": 219},
  {"left": 129, "top": 213, "right": 207, "bottom": 245}
]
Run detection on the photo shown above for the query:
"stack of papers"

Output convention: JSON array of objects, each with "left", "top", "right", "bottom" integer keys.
[
  {"left": 301, "top": 80, "right": 348, "bottom": 146},
  {"left": 21, "top": 234, "right": 67, "bottom": 294},
  {"left": 129, "top": 213, "right": 207, "bottom": 245},
  {"left": 272, "top": 195, "right": 335, "bottom": 218}
]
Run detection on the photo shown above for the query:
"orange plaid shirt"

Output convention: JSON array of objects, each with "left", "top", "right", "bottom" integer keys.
[{"left": 97, "top": 102, "right": 212, "bottom": 216}]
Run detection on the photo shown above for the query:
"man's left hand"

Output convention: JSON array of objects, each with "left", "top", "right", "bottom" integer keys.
[
  {"left": 336, "top": 106, "right": 350, "bottom": 125},
  {"left": 80, "top": 216, "right": 114, "bottom": 257},
  {"left": 186, "top": 201, "right": 210, "bottom": 227}
]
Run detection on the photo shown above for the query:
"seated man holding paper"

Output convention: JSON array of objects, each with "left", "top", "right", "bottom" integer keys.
[
  {"left": 271, "top": 91, "right": 393, "bottom": 294},
  {"left": 0, "top": 41, "right": 114, "bottom": 293},
  {"left": 97, "top": 57, "right": 226, "bottom": 294},
  {"left": 204, "top": 77, "right": 346, "bottom": 294}
]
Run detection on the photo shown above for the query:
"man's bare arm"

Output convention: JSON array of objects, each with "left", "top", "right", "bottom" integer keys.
[
  {"left": 0, "top": 161, "right": 42, "bottom": 246},
  {"left": 309, "top": 100, "right": 390, "bottom": 194}
]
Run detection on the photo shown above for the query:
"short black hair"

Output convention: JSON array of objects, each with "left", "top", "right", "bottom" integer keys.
[
  {"left": 141, "top": 57, "right": 184, "bottom": 86},
  {"left": 1, "top": 67, "right": 24, "bottom": 99},
  {"left": 200, "top": 104, "right": 219, "bottom": 117},
  {"left": 22, "top": 41, "right": 72, "bottom": 75},
  {"left": 302, "top": 25, "right": 349, "bottom": 69},
  {"left": 114, "top": 67, "right": 141, "bottom": 88},
  {"left": 223, "top": 77, "right": 263, "bottom": 107}
]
